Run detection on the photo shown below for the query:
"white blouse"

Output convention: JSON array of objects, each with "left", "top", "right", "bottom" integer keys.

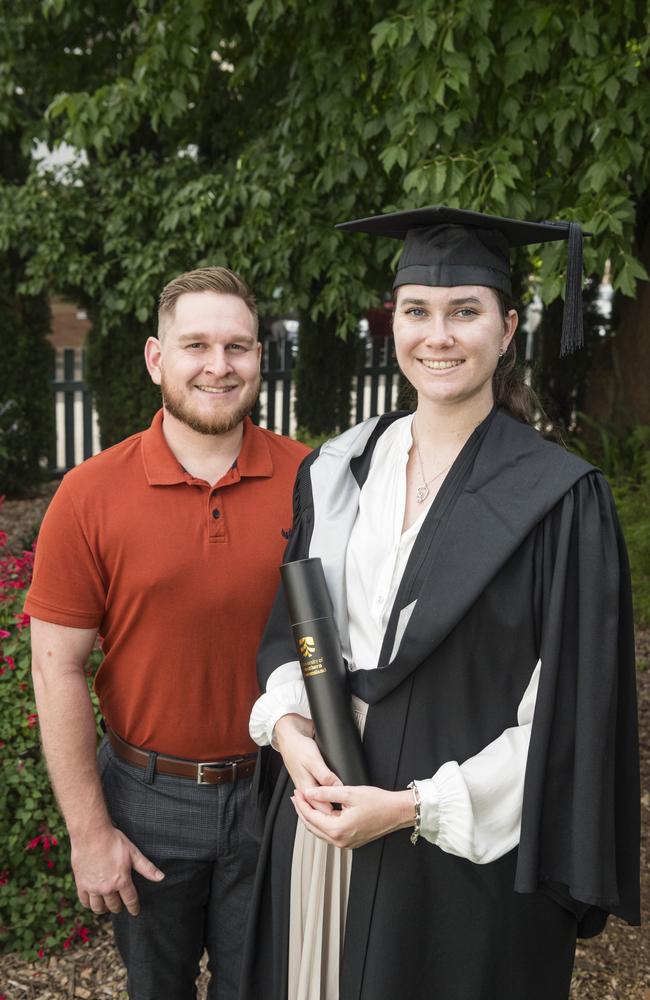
[{"left": 249, "top": 415, "right": 540, "bottom": 864}]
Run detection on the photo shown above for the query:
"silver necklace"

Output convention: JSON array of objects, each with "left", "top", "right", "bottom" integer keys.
[{"left": 413, "top": 430, "right": 454, "bottom": 504}]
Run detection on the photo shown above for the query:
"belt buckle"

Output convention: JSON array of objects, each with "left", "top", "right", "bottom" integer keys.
[
  {"left": 196, "top": 761, "right": 221, "bottom": 785},
  {"left": 196, "top": 759, "right": 241, "bottom": 785}
]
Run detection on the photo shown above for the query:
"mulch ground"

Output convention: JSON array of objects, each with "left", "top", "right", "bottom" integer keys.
[{"left": 1, "top": 485, "right": 648, "bottom": 999}]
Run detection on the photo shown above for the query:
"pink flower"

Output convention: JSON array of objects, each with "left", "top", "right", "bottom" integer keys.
[
  {"left": 38, "top": 947, "right": 45, "bottom": 959},
  {"left": 0, "top": 629, "right": 10, "bottom": 639},
  {"left": 4, "top": 656, "right": 14, "bottom": 670},
  {"left": 51, "top": 836, "right": 58, "bottom": 846},
  {"left": 63, "top": 937, "right": 72, "bottom": 950},
  {"left": 15, "top": 613, "right": 30, "bottom": 630},
  {"left": 27, "top": 836, "right": 42, "bottom": 850},
  {"left": 46, "top": 860, "right": 55, "bottom": 869},
  {"left": 0, "top": 531, "right": 7, "bottom": 546},
  {"left": 26, "top": 712, "right": 38, "bottom": 729}
]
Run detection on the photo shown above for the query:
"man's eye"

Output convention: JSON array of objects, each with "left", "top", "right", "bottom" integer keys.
[
  {"left": 454, "top": 309, "right": 477, "bottom": 318},
  {"left": 227, "top": 343, "right": 247, "bottom": 351},
  {"left": 405, "top": 307, "right": 426, "bottom": 317}
]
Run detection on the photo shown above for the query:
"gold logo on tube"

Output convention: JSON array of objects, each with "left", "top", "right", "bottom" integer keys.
[{"left": 298, "top": 635, "right": 316, "bottom": 657}]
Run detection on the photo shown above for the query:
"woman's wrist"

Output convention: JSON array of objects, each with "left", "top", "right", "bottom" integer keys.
[
  {"left": 273, "top": 712, "right": 315, "bottom": 750},
  {"left": 391, "top": 789, "right": 418, "bottom": 831}
]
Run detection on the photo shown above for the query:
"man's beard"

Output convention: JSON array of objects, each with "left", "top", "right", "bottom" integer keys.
[{"left": 160, "top": 372, "right": 261, "bottom": 436}]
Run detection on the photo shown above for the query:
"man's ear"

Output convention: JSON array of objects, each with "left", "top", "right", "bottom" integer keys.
[{"left": 144, "top": 337, "right": 163, "bottom": 386}]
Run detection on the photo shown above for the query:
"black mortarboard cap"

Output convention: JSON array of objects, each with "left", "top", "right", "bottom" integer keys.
[{"left": 336, "top": 206, "right": 586, "bottom": 356}]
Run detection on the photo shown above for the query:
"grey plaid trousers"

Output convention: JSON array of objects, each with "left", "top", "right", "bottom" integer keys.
[{"left": 98, "top": 735, "right": 259, "bottom": 1000}]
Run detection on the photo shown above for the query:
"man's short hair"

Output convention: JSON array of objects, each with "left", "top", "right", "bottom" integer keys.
[{"left": 157, "top": 266, "right": 258, "bottom": 338}]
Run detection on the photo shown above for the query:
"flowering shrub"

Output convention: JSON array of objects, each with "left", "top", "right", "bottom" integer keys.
[{"left": 0, "top": 496, "right": 102, "bottom": 957}]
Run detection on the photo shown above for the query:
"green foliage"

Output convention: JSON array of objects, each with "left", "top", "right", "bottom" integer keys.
[
  {"left": 0, "top": 255, "right": 54, "bottom": 498},
  {"left": 569, "top": 420, "right": 650, "bottom": 627},
  {"left": 294, "top": 429, "right": 329, "bottom": 450},
  {"left": 86, "top": 309, "right": 161, "bottom": 449},
  {"left": 225, "top": 0, "right": 650, "bottom": 304},
  {"left": 0, "top": 510, "right": 103, "bottom": 956},
  {"left": 616, "top": 478, "right": 650, "bottom": 630},
  {"left": 1, "top": 0, "right": 650, "bottom": 438},
  {"left": 533, "top": 275, "right": 608, "bottom": 433},
  {"left": 294, "top": 305, "right": 361, "bottom": 437}
]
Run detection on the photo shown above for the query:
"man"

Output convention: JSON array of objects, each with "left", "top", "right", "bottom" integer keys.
[{"left": 26, "top": 266, "right": 310, "bottom": 999}]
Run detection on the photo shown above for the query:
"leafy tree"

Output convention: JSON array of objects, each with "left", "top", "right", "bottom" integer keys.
[
  {"left": 0, "top": 7, "right": 55, "bottom": 495},
  {"left": 0, "top": 1, "right": 160, "bottom": 478},
  {"left": 233, "top": 0, "right": 650, "bottom": 428},
  {"left": 0, "top": 255, "right": 53, "bottom": 497},
  {"left": 4, "top": 0, "right": 650, "bottom": 439},
  {"left": 6, "top": 2, "right": 303, "bottom": 442}
]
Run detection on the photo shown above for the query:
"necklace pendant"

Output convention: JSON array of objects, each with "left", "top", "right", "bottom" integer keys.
[{"left": 416, "top": 485, "right": 429, "bottom": 504}]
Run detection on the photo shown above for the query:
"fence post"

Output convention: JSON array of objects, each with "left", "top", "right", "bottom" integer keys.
[
  {"left": 51, "top": 347, "right": 98, "bottom": 476},
  {"left": 281, "top": 339, "right": 294, "bottom": 437},
  {"left": 355, "top": 336, "right": 398, "bottom": 423}
]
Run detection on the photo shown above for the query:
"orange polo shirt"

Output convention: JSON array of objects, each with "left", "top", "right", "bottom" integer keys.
[{"left": 25, "top": 410, "right": 310, "bottom": 759}]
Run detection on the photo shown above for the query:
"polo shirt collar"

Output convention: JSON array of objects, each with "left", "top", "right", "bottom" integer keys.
[
  {"left": 141, "top": 410, "right": 274, "bottom": 485},
  {"left": 236, "top": 416, "right": 274, "bottom": 479}
]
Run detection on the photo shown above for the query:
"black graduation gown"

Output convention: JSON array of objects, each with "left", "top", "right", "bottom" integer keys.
[{"left": 240, "top": 407, "right": 640, "bottom": 1000}]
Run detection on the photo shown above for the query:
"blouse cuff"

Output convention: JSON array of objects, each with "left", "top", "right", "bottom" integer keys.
[
  {"left": 248, "top": 661, "right": 311, "bottom": 747},
  {"left": 414, "top": 762, "right": 473, "bottom": 848}
]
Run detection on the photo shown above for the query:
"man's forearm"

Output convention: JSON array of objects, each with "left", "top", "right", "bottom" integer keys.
[
  {"left": 30, "top": 619, "right": 162, "bottom": 915},
  {"left": 32, "top": 659, "right": 111, "bottom": 839}
]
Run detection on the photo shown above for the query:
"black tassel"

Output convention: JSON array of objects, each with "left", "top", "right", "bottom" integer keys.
[{"left": 560, "top": 222, "right": 584, "bottom": 356}]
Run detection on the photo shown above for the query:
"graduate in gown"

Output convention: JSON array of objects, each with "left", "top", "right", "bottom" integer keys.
[{"left": 240, "top": 208, "right": 640, "bottom": 1000}]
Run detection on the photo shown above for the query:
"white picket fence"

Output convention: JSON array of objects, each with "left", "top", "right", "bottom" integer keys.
[{"left": 51, "top": 338, "right": 399, "bottom": 474}]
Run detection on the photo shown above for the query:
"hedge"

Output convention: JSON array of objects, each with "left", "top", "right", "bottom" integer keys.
[{"left": 0, "top": 500, "right": 102, "bottom": 958}]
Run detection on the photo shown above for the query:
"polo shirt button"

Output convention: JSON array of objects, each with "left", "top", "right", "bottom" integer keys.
[{"left": 212, "top": 509, "right": 221, "bottom": 519}]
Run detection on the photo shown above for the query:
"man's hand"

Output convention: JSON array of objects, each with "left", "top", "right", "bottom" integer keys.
[{"left": 71, "top": 824, "right": 165, "bottom": 916}]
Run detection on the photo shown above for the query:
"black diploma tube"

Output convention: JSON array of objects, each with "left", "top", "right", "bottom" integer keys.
[{"left": 280, "top": 557, "right": 369, "bottom": 786}]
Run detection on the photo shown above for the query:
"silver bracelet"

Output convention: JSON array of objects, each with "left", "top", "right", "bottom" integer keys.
[{"left": 407, "top": 780, "right": 421, "bottom": 846}]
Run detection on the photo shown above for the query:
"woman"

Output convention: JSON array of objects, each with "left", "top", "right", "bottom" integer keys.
[{"left": 240, "top": 207, "right": 640, "bottom": 1000}]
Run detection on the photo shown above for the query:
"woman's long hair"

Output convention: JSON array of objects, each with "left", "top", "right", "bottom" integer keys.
[{"left": 492, "top": 290, "right": 544, "bottom": 427}]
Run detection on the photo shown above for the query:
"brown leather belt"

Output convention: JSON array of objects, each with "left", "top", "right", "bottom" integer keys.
[{"left": 107, "top": 729, "right": 257, "bottom": 785}]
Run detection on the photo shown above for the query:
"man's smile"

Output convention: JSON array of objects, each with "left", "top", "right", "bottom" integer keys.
[{"left": 194, "top": 384, "right": 238, "bottom": 394}]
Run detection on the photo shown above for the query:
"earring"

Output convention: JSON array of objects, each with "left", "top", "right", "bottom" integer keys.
[{"left": 498, "top": 348, "right": 505, "bottom": 357}]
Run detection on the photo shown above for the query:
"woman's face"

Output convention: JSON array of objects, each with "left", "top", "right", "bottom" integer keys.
[{"left": 392, "top": 284, "right": 517, "bottom": 410}]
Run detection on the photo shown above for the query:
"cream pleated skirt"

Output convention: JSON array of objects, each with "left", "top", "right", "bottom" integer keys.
[{"left": 287, "top": 697, "right": 368, "bottom": 1000}]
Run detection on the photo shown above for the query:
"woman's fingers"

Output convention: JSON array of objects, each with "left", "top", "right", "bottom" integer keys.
[
  {"left": 292, "top": 792, "right": 339, "bottom": 842},
  {"left": 292, "top": 788, "right": 354, "bottom": 843},
  {"left": 292, "top": 785, "right": 411, "bottom": 850},
  {"left": 303, "top": 784, "right": 355, "bottom": 806}
]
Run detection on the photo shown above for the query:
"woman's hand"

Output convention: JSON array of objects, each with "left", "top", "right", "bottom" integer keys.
[
  {"left": 273, "top": 714, "right": 341, "bottom": 811},
  {"left": 291, "top": 784, "right": 416, "bottom": 849}
]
